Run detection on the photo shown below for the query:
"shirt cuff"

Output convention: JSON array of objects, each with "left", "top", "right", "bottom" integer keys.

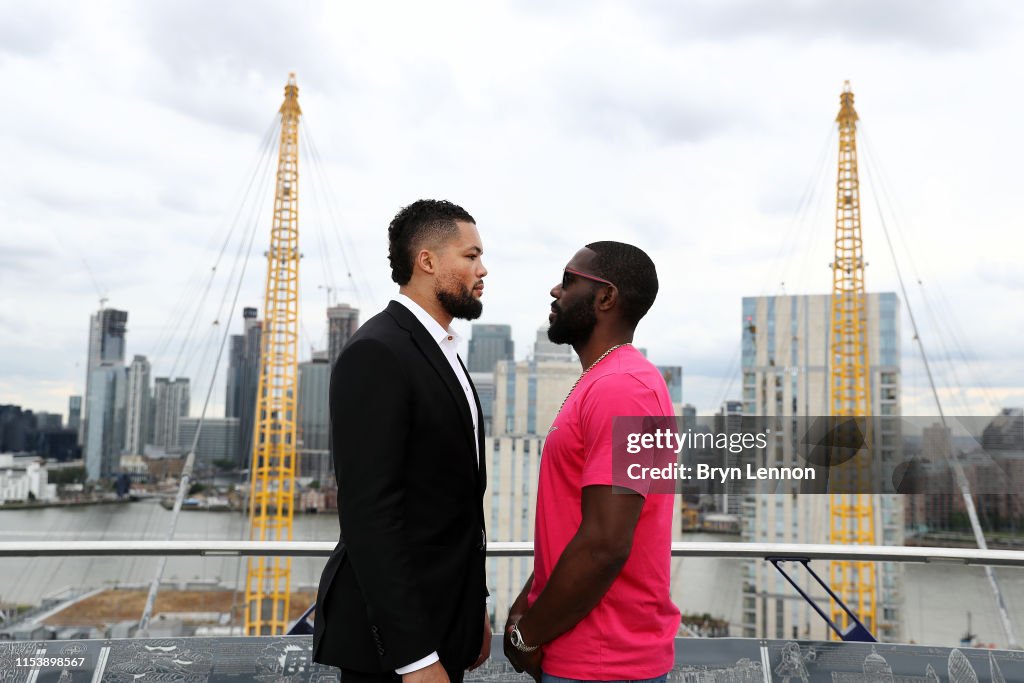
[{"left": 395, "top": 652, "right": 440, "bottom": 675}]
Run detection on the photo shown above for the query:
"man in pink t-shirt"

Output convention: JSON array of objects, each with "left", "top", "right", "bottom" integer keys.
[{"left": 503, "top": 242, "right": 680, "bottom": 683}]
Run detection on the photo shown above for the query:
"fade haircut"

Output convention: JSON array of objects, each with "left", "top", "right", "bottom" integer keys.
[
  {"left": 585, "top": 241, "right": 659, "bottom": 325},
  {"left": 387, "top": 200, "right": 475, "bottom": 285}
]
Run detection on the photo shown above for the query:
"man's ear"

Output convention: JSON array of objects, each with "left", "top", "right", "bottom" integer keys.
[
  {"left": 414, "top": 248, "right": 436, "bottom": 275},
  {"left": 597, "top": 286, "right": 618, "bottom": 312}
]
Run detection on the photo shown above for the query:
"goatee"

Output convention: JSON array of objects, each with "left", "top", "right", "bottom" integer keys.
[
  {"left": 437, "top": 281, "right": 483, "bottom": 321},
  {"left": 547, "top": 293, "right": 596, "bottom": 346}
]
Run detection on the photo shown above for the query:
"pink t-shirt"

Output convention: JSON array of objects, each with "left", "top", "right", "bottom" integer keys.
[{"left": 527, "top": 345, "right": 680, "bottom": 680}]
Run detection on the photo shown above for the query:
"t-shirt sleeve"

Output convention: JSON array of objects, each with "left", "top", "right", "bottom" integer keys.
[{"left": 579, "top": 374, "right": 663, "bottom": 496}]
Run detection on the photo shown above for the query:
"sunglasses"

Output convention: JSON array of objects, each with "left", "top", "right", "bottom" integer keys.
[{"left": 562, "top": 267, "right": 616, "bottom": 289}]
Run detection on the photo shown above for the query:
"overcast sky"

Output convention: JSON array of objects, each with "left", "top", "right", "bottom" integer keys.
[{"left": 1, "top": 0, "right": 1021, "bottom": 420}]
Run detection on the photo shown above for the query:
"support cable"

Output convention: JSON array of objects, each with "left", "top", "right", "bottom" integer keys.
[
  {"left": 301, "top": 122, "right": 373, "bottom": 308},
  {"left": 139, "top": 122, "right": 277, "bottom": 633},
  {"left": 714, "top": 125, "right": 836, "bottom": 408},
  {"left": 860, "top": 131, "right": 1020, "bottom": 649},
  {"left": 153, "top": 119, "right": 279, "bottom": 370}
]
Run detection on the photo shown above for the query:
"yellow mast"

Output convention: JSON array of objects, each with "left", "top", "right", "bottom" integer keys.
[
  {"left": 245, "top": 73, "right": 302, "bottom": 635},
  {"left": 828, "top": 80, "right": 876, "bottom": 637}
]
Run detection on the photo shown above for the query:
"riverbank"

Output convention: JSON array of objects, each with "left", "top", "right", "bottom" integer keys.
[{"left": 0, "top": 497, "right": 140, "bottom": 511}]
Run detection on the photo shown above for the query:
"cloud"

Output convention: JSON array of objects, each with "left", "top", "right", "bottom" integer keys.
[
  {"left": 562, "top": 86, "right": 736, "bottom": 145},
  {"left": 640, "top": 0, "right": 1004, "bottom": 50},
  {"left": 976, "top": 261, "right": 1024, "bottom": 292},
  {"left": 0, "top": 244, "right": 52, "bottom": 273},
  {"left": 0, "top": 3, "right": 68, "bottom": 57},
  {"left": 130, "top": 0, "right": 351, "bottom": 135}
]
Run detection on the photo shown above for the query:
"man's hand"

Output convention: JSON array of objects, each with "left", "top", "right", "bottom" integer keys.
[
  {"left": 468, "top": 608, "right": 492, "bottom": 671},
  {"left": 402, "top": 661, "right": 449, "bottom": 683},
  {"left": 502, "top": 624, "right": 542, "bottom": 683}
]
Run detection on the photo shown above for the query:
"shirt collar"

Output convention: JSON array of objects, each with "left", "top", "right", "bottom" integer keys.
[{"left": 393, "top": 293, "right": 461, "bottom": 346}]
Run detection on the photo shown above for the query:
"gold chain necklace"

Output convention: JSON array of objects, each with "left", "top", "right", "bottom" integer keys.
[{"left": 556, "top": 343, "right": 630, "bottom": 416}]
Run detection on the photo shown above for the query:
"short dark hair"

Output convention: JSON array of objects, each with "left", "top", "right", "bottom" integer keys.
[
  {"left": 387, "top": 200, "right": 475, "bottom": 285},
  {"left": 585, "top": 241, "right": 659, "bottom": 325}
]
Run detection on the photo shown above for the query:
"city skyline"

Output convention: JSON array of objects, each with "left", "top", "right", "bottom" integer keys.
[{"left": 1, "top": 1, "right": 1022, "bottom": 418}]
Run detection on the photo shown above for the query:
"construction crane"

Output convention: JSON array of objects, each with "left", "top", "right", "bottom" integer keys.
[
  {"left": 245, "top": 73, "right": 302, "bottom": 635},
  {"left": 827, "top": 81, "right": 876, "bottom": 636}
]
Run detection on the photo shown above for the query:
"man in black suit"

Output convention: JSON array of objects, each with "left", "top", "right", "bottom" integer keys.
[{"left": 313, "top": 200, "right": 490, "bottom": 683}]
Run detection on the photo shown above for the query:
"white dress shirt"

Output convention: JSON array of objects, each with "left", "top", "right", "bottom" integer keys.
[
  {"left": 392, "top": 294, "right": 480, "bottom": 675},
  {"left": 394, "top": 294, "right": 479, "bottom": 461}
]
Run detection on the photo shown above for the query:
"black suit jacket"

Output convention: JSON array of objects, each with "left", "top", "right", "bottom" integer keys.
[{"left": 313, "top": 301, "right": 487, "bottom": 673}]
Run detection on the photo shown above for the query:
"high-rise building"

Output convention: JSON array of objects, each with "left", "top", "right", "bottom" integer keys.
[
  {"left": 467, "top": 324, "right": 514, "bottom": 374},
  {"left": 982, "top": 408, "right": 1024, "bottom": 451},
  {"left": 67, "top": 396, "right": 82, "bottom": 434},
  {"left": 124, "top": 355, "right": 151, "bottom": 455},
  {"left": 34, "top": 412, "right": 63, "bottom": 431},
  {"left": 298, "top": 351, "right": 332, "bottom": 480},
  {"left": 237, "top": 307, "right": 263, "bottom": 464},
  {"left": 225, "top": 334, "right": 245, "bottom": 419},
  {"left": 152, "top": 378, "right": 190, "bottom": 452},
  {"left": 657, "top": 365, "right": 683, "bottom": 406},
  {"left": 0, "top": 405, "right": 37, "bottom": 453},
  {"left": 85, "top": 364, "right": 127, "bottom": 480},
  {"left": 178, "top": 417, "right": 239, "bottom": 467},
  {"left": 470, "top": 372, "right": 496, "bottom": 436},
  {"left": 532, "top": 325, "right": 575, "bottom": 363},
  {"left": 482, "top": 434, "right": 544, "bottom": 621},
  {"left": 327, "top": 304, "right": 359, "bottom": 369},
  {"left": 718, "top": 399, "right": 747, "bottom": 516},
  {"left": 494, "top": 358, "right": 579, "bottom": 437},
  {"left": 492, "top": 326, "right": 579, "bottom": 436},
  {"left": 739, "top": 292, "right": 903, "bottom": 642},
  {"left": 81, "top": 308, "right": 127, "bottom": 445}
]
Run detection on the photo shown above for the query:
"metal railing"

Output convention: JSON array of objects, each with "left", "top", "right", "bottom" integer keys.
[{"left": 1, "top": 540, "right": 1023, "bottom": 567}]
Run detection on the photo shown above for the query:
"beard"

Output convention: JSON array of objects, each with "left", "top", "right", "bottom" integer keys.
[
  {"left": 436, "top": 275, "right": 483, "bottom": 321},
  {"left": 547, "top": 291, "right": 597, "bottom": 346}
]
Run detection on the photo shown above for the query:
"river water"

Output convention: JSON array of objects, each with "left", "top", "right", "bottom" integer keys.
[{"left": 2, "top": 501, "right": 1023, "bottom": 648}]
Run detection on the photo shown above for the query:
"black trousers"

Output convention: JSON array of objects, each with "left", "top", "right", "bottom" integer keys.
[{"left": 340, "top": 666, "right": 465, "bottom": 683}]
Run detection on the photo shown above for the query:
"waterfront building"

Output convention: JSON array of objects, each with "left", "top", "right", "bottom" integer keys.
[
  {"left": 236, "top": 307, "right": 262, "bottom": 465},
  {"left": 298, "top": 351, "right": 331, "bottom": 481},
  {"left": 68, "top": 395, "right": 82, "bottom": 434},
  {"left": 124, "top": 355, "right": 151, "bottom": 455},
  {"left": 177, "top": 417, "right": 239, "bottom": 468},
  {"left": 81, "top": 308, "right": 127, "bottom": 446},
  {"left": 740, "top": 292, "right": 903, "bottom": 642},
  {"left": 84, "top": 364, "right": 126, "bottom": 480},
  {"left": 225, "top": 334, "right": 244, "bottom": 420},
  {"left": 152, "top": 378, "right": 190, "bottom": 452},
  {"left": 0, "top": 454, "right": 56, "bottom": 503}
]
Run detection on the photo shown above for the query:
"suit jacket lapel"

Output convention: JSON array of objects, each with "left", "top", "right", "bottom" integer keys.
[
  {"left": 386, "top": 302, "right": 478, "bottom": 460},
  {"left": 459, "top": 356, "right": 487, "bottom": 494}
]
